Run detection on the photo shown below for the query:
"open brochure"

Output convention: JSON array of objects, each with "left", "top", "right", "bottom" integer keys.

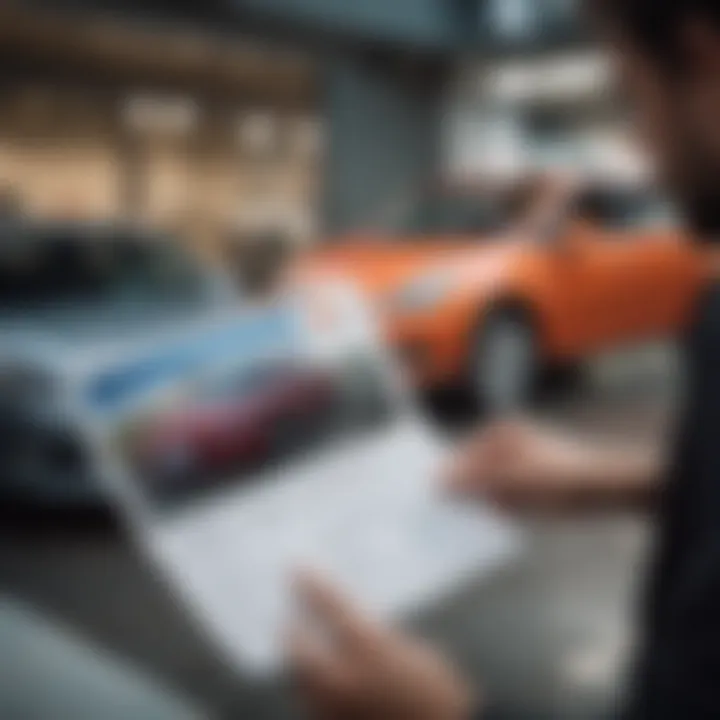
[{"left": 82, "top": 288, "right": 522, "bottom": 674}]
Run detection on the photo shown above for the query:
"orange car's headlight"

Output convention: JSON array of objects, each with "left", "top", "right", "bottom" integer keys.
[{"left": 389, "top": 272, "right": 456, "bottom": 314}]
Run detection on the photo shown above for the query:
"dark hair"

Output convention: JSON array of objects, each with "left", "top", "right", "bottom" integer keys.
[{"left": 594, "top": 0, "right": 720, "bottom": 69}]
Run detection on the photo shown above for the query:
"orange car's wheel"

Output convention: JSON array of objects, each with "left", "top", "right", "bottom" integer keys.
[{"left": 469, "top": 308, "right": 539, "bottom": 413}]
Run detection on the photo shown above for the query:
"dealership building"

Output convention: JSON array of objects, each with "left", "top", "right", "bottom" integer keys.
[{"left": 0, "top": 0, "right": 605, "bottom": 251}]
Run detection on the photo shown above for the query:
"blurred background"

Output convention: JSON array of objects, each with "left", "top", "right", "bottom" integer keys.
[
  {"left": 0, "top": 1, "right": 696, "bottom": 719},
  {"left": 0, "top": 0, "right": 631, "bottom": 247}
]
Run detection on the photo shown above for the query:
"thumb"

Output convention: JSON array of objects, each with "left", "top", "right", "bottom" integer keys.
[
  {"left": 294, "top": 569, "right": 380, "bottom": 651},
  {"left": 442, "top": 420, "right": 505, "bottom": 491}
]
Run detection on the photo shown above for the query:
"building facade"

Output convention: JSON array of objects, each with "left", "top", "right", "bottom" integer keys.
[
  {"left": 0, "top": 0, "right": 493, "bottom": 249},
  {"left": 5, "top": 0, "right": 611, "bottom": 249},
  {"left": 0, "top": 2, "right": 323, "bottom": 255},
  {"left": 446, "top": 0, "right": 643, "bottom": 180}
]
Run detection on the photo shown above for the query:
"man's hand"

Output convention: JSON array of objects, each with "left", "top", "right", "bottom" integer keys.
[
  {"left": 444, "top": 417, "right": 659, "bottom": 513},
  {"left": 286, "top": 571, "right": 475, "bottom": 720}
]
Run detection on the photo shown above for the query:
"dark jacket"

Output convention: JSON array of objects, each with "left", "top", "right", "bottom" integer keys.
[{"left": 626, "top": 282, "right": 720, "bottom": 718}]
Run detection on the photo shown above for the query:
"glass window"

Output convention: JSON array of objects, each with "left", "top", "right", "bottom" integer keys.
[
  {"left": 377, "top": 184, "right": 533, "bottom": 239},
  {"left": 409, "top": 195, "right": 507, "bottom": 235},
  {"left": 489, "top": 0, "right": 536, "bottom": 39},
  {"left": 574, "top": 187, "right": 677, "bottom": 232}
]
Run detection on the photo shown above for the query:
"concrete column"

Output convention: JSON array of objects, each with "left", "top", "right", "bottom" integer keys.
[{"left": 321, "top": 51, "right": 449, "bottom": 236}]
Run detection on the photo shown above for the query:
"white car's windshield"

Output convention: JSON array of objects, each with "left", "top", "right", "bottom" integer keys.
[{"left": 0, "top": 227, "right": 216, "bottom": 316}]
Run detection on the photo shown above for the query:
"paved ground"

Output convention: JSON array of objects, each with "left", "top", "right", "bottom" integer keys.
[
  {"left": 0, "top": 343, "right": 677, "bottom": 719},
  {"left": 0, "top": 597, "right": 203, "bottom": 720}
]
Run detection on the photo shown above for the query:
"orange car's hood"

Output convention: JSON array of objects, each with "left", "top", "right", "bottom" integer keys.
[{"left": 307, "top": 234, "right": 521, "bottom": 297}]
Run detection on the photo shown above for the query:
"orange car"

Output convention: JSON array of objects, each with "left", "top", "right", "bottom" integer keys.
[{"left": 309, "top": 177, "right": 707, "bottom": 409}]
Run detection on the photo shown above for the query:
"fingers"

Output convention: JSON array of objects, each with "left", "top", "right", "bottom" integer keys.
[
  {"left": 286, "top": 624, "right": 354, "bottom": 695},
  {"left": 442, "top": 420, "right": 517, "bottom": 495},
  {"left": 294, "top": 569, "right": 380, "bottom": 650},
  {"left": 442, "top": 426, "right": 490, "bottom": 491},
  {"left": 443, "top": 444, "right": 485, "bottom": 495},
  {"left": 287, "top": 570, "right": 377, "bottom": 715},
  {"left": 286, "top": 625, "right": 359, "bottom": 720}
]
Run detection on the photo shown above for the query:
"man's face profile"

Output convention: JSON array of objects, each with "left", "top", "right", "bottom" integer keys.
[{"left": 607, "top": 15, "right": 720, "bottom": 239}]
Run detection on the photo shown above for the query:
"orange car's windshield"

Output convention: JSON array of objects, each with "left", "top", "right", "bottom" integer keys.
[
  {"left": 373, "top": 185, "right": 535, "bottom": 239},
  {"left": 574, "top": 185, "right": 678, "bottom": 230}
]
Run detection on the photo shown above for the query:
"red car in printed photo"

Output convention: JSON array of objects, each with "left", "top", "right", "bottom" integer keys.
[{"left": 136, "top": 363, "right": 337, "bottom": 485}]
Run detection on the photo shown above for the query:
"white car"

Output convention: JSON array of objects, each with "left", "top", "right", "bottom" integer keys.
[{"left": 0, "top": 220, "right": 243, "bottom": 508}]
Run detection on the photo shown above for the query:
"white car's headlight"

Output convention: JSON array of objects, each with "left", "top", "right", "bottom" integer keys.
[{"left": 391, "top": 272, "right": 454, "bottom": 313}]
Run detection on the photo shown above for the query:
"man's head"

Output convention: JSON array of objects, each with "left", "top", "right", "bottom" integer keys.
[{"left": 593, "top": 0, "right": 720, "bottom": 238}]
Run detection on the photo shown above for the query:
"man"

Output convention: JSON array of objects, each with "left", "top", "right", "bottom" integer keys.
[{"left": 288, "top": 0, "right": 720, "bottom": 716}]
